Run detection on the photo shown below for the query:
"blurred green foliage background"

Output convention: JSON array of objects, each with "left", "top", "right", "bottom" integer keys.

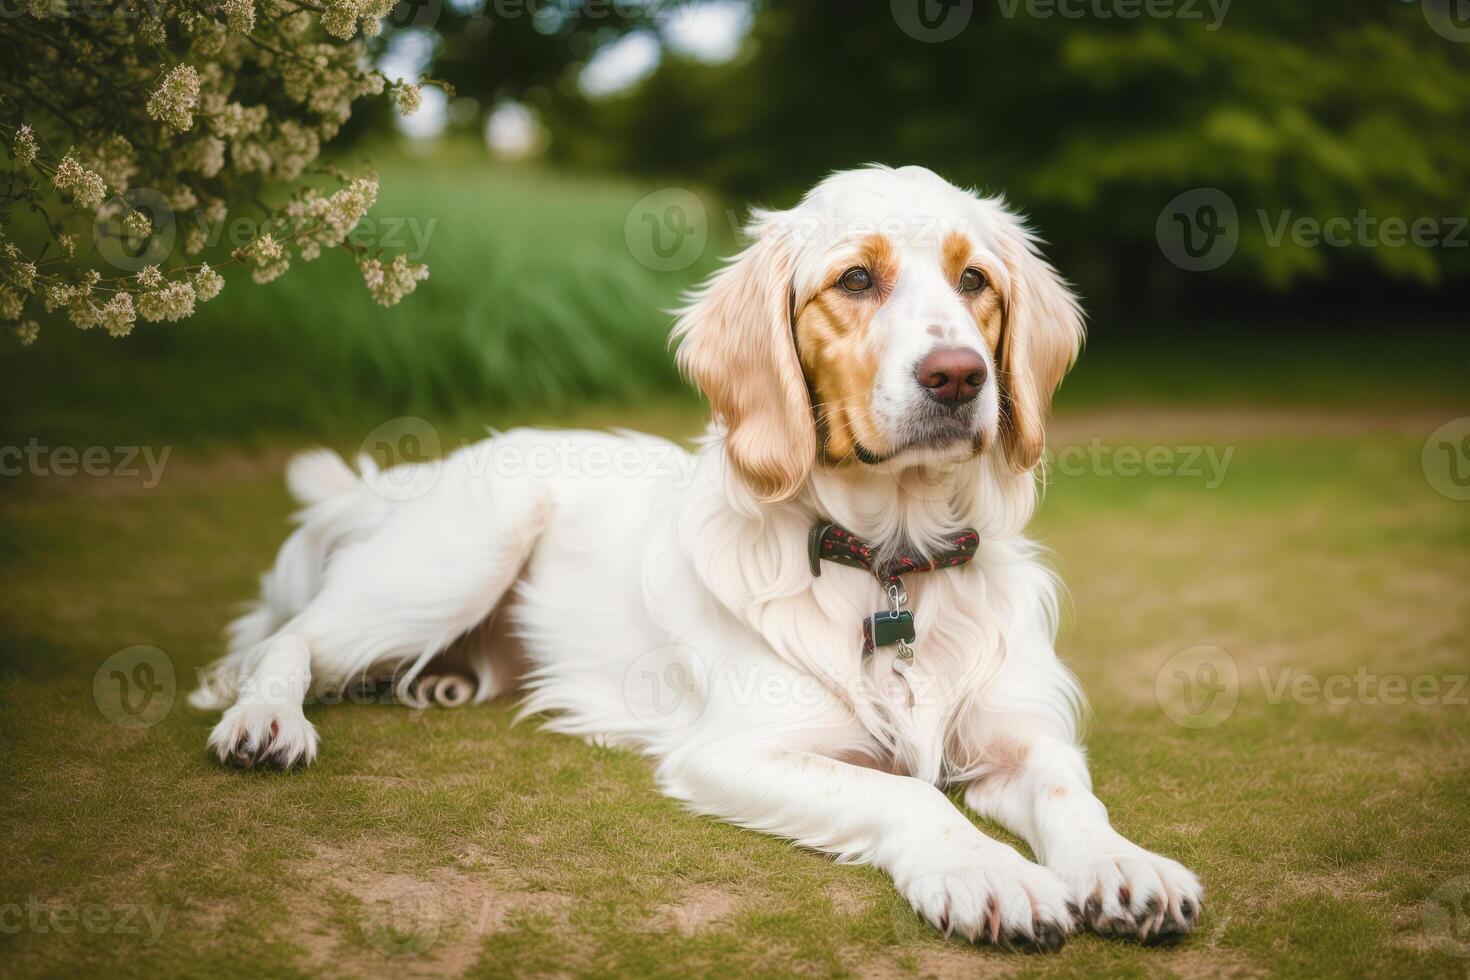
[
  {"left": 4, "top": 0, "right": 1468, "bottom": 446},
  {"left": 546, "top": 1, "right": 1470, "bottom": 305}
]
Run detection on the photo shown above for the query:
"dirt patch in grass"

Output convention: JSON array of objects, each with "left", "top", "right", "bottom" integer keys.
[
  {"left": 826, "top": 880, "right": 873, "bottom": 918},
  {"left": 856, "top": 943, "right": 1020, "bottom": 979},
  {"left": 1168, "top": 947, "right": 1266, "bottom": 980},
  {"left": 653, "top": 884, "right": 742, "bottom": 935},
  {"left": 286, "top": 841, "right": 575, "bottom": 977}
]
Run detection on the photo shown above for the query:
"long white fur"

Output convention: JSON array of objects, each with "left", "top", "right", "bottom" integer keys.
[{"left": 190, "top": 165, "right": 1203, "bottom": 947}]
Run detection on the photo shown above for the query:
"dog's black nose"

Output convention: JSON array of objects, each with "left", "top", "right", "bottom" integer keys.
[{"left": 915, "top": 347, "right": 987, "bottom": 405}]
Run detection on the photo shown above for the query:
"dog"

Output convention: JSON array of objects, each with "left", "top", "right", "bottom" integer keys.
[{"left": 190, "top": 165, "right": 1203, "bottom": 950}]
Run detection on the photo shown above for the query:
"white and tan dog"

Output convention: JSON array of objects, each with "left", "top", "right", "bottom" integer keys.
[{"left": 191, "top": 165, "right": 1203, "bottom": 950}]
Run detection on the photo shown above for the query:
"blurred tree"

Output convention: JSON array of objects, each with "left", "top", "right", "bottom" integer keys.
[
  {"left": 540, "top": 1, "right": 1470, "bottom": 315},
  {"left": 417, "top": 0, "right": 652, "bottom": 122}
]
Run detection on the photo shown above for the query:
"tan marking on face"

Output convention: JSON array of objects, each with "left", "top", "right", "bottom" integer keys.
[
  {"left": 794, "top": 234, "right": 896, "bottom": 463},
  {"left": 944, "top": 231, "right": 1004, "bottom": 353},
  {"left": 941, "top": 230, "right": 972, "bottom": 285}
]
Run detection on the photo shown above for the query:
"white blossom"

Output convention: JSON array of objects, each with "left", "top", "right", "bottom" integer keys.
[
  {"left": 88, "top": 135, "right": 137, "bottom": 193},
  {"left": 188, "top": 136, "right": 227, "bottom": 178},
  {"left": 2, "top": 244, "right": 37, "bottom": 292},
  {"left": 147, "top": 65, "right": 202, "bottom": 131},
  {"left": 223, "top": 0, "right": 255, "bottom": 33},
  {"left": 124, "top": 209, "right": 152, "bottom": 239},
  {"left": 11, "top": 125, "right": 37, "bottom": 169},
  {"left": 99, "top": 292, "right": 137, "bottom": 337},
  {"left": 360, "top": 254, "right": 429, "bottom": 307},
  {"left": 0, "top": 285, "right": 23, "bottom": 321},
  {"left": 321, "top": 0, "right": 358, "bottom": 40},
  {"left": 52, "top": 154, "right": 107, "bottom": 209},
  {"left": 142, "top": 16, "right": 167, "bottom": 46},
  {"left": 137, "top": 281, "right": 196, "bottom": 322},
  {"left": 394, "top": 83, "right": 422, "bottom": 117},
  {"left": 243, "top": 233, "right": 290, "bottom": 284},
  {"left": 193, "top": 263, "right": 224, "bottom": 301}
]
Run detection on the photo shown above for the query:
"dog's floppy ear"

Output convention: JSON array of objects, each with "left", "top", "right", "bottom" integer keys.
[
  {"left": 995, "top": 219, "right": 1086, "bottom": 472},
  {"left": 674, "top": 213, "right": 814, "bottom": 502}
]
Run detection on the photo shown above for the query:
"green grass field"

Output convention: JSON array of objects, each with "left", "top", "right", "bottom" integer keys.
[{"left": 2, "top": 160, "right": 1468, "bottom": 978}]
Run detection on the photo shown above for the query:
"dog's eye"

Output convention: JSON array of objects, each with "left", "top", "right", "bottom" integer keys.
[
  {"left": 959, "top": 268, "right": 987, "bottom": 293},
  {"left": 839, "top": 267, "right": 872, "bottom": 292}
]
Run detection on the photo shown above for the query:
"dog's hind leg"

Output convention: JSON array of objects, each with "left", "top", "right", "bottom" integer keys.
[
  {"left": 206, "top": 451, "right": 552, "bottom": 769},
  {"left": 190, "top": 449, "right": 389, "bottom": 712}
]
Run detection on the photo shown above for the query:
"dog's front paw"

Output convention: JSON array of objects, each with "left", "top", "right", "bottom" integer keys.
[
  {"left": 900, "top": 856, "right": 1077, "bottom": 951},
  {"left": 1058, "top": 845, "right": 1203, "bottom": 944},
  {"left": 208, "top": 703, "right": 318, "bottom": 771}
]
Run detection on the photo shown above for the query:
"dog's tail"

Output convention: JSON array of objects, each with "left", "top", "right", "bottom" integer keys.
[
  {"left": 286, "top": 447, "right": 359, "bottom": 507},
  {"left": 189, "top": 448, "right": 387, "bottom": 710}
]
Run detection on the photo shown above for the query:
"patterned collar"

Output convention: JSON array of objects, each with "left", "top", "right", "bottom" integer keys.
[
  {"left": 807, "top": 522, "right": 980, "bottom": 588},
  {"left": 808, "top": 521, "right": 980, "bottom": 658}
]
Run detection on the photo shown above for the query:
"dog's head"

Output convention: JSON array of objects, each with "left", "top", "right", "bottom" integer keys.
[{"left": 674, "top": 165, "right": 1084, "bottom": 502}]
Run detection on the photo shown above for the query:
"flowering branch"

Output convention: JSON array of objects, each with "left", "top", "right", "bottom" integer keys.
[{"left": 0, "top": 0, "right": 433, "bottom": 347}]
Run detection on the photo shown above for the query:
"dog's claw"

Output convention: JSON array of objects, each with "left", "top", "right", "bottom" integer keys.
[{"left": 1032, "top": 920, "right": 1067, "bottom": 953}]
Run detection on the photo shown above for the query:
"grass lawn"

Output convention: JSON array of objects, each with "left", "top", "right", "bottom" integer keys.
[{"left": 2, "top": 401, "right": 1468, "bottom": 978}]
